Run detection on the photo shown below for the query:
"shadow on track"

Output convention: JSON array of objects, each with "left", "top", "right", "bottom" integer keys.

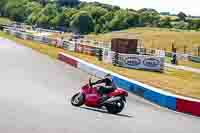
[{"left": 80, "top": 106, "right": 133, "bottom": 118}]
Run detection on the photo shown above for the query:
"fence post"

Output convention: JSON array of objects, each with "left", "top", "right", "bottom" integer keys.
[
  {"left": 113, "top": 52, "right": 119, "bottom": 66},
  {"left": 171, "top": 42, "right": 175, "bottom": 52},
  {"left": 97, "top": 48, "right": 103, "bottom": 61},
  {"left": 144, "top": 48, "right": 147, "bottom": 55},
  {"left": 198, "top": 46, "right": 200, "bottom": 56},
  {"left": 171, "top": 42, "right": 178, "bottom": 65},
  {"left": 184, "top": 45, "right": 187, "bottom": 54}
]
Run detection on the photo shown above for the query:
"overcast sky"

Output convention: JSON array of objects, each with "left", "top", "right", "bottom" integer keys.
[{"left": 81, "top": 0, "right": 200, "bottom": 16}]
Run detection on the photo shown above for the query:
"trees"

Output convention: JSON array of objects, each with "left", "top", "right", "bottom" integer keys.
[
  {"left": 159, "top": 17, "right": 172, "bottom": 28},
  {"left": 1, "top": 0, "right": 199, "bottom": 33},
  {"left": 137, "top": 8, "right": 161, "bottom": 27},
  {"left": 108, "top": 10, "right": 129, "bottom": 31},
  {"left": 70, "top": 11, "right": 94, "bottom": 34},
  {"left": 63, "top": 8, "right": 78, "bottom": 27},
  {"left": 126, "top": 11, "right": 139, "bottom": 27},
  {"left": 139, "top": 11, "right": 160, "bottom": 26},
  {"left": 26, "top": 2, "right": 43, "bottom": 24},
  {"left": 25, "top": 3, "right": 59, "bottom": 28},
  {"left": 3, "top": 0, "right": 29, "bottom": 22},
  {"left": 107, "top": 10, "right": 140, "bottom": 31},
  {"left": 56, "top": 0, "right": 80, "bottom": 6},
  {"left": 37, "top": 3, "right": 58, "bottom": 28},
  {"left": 79, "top": 5, "right": 108, "bottom": 21},
  {"left": 177, "top": 12, "right": 187, "bottom": 21},
  {"left": 172, "top": 21, "right": 189, "bottom": 30},
  {"left": 0, "top": 0, "right": 7, "bottom": 16},
  {"left": 188, "top": 19, "right": 200, "bottom": 30},
  {"left": 138, "top": 8, "right": 158, "bottom": 14},
  {"left": 79, "top": 5, "right": 110, "bottom": 33},
  {"left": 37, "top": 0, "right": 49, "bottom": 6}
]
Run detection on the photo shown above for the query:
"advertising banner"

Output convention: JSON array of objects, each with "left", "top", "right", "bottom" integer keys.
[
  {"left": 103, "top": 49, "right": 114, "bottom": 64},
  {"left": 56, "top": 40, "right": 64, "bottom": 48},
  {"left": 15, "top": 32, "right": 22, "bottom": 38},
  {"left": 75, "top": 44, "right": 98, "bottom": 56},
  {"left": 42, "top": 37, "right": 50, "bottom": 44},
  {"left": 63, "top": 41, "right": 74, "bottom": 51},
  {"left": 26, "top": 34, "right": 34, "bottom": 40},
  {"left": 114, "top": 53, "right": 164, "bottom": 71},
  {"left": 33, "top": 36, "right": 42, "bottom": 42},
  {"left": 51, "top": 39, "right": 56, "bottom": 46},
  {"left": 10, "top": 30, "right": 16, "bottom": 36}
]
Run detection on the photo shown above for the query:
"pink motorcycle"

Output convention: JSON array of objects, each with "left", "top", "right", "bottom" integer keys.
[{"left": 71, "top": 78, "right": 128, "bottom": 114}]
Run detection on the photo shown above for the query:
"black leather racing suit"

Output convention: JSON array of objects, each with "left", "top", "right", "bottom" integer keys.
[{"left": 92, "top": 78, "right": 115, "bottom": 96}]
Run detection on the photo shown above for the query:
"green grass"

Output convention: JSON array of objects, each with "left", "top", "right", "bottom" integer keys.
[
  {"left": 165, "top": 56, "right": 200, "bottom": 69},
  {"left": 86, "top": 27, "right": 200, "bottom": 52},
  {"left": 165, "top": 57, "right": 172, "bottom": 63},
  {"left": 0, "top": 31, "right": 200, "bottom": 99},
  {"left": 179, "top": 60, "right": 200, "bottom": 69},
  {"left": 86, "top": 27, "right": 200, "bottom": 69},
  {"left": 161, "top": 15, "right": 178, "bottom": 20},
  {"left": 0, "top": 17, "right": 12, "bottom": 25}
]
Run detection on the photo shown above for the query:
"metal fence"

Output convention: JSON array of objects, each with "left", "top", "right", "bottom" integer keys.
[{"left": 3, "top": 28, "right": 200, "bottom": 64}]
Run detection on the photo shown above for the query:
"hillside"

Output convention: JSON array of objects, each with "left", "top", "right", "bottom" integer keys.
[{"left": 0, "top": 0, "right": 200, "bottom": 34}]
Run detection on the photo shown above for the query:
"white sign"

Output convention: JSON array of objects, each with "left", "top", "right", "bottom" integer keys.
[
  {"left": 112, "top": 53, "right": 164, "bottom": 71},
  {"left": 103, "top": 49, "right": 114, "bottom": 64}
]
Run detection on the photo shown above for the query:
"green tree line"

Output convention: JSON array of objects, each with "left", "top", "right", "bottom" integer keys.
[{"left": 0, "top": 0, "right": 200, "bottom": 34}]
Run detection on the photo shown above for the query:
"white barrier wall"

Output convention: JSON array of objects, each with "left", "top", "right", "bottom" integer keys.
[{"left": 78, "top": 62, "right": 107, "bottom": 78}]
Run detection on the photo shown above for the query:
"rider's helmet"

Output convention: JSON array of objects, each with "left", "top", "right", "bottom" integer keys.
[
  {"left": 104, "top": 74, "right": 117, "bottom": 88},
  {"left": 104, "top": 74, "right": 112, "bottom": 81}
]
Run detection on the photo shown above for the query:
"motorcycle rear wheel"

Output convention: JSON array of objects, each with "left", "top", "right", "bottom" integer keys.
[
  {"left": 71, "top": 93, "right": 85, "bottom": 107},
  {"left": 106, "top": 99, "right": 125, "bottom": 114}
]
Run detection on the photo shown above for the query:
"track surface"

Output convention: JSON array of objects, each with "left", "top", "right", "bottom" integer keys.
[{"left": 0, "top": 38, "right": 200, "bottom": 133}]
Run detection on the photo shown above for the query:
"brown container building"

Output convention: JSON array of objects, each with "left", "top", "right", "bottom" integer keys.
[{"left": 111, "top": 38, "right": 138, "bottom": 54}]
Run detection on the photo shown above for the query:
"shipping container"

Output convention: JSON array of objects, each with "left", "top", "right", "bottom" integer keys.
[{"left": 111, "top": 38, "right": 138, "bottom": 54}]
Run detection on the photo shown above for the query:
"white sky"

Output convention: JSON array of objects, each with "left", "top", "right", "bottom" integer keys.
[{"left": 81, "top": 0, "right": 200, "bottom": 16}]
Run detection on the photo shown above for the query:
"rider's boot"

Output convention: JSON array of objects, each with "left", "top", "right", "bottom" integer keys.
[{"left": 99, "top": 94, "right": 109, "bottom": 104}]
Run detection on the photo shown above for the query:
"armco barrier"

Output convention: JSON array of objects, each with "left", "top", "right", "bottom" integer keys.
[{"left": 58, "top": 52, "right": 200, "bottom": 117}]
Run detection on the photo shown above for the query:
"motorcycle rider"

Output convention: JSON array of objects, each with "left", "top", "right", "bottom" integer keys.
[{"left": 91, "top": 74, "right": 116, "bottom": 102}]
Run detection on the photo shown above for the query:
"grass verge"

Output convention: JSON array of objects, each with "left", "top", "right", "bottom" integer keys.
[
  {"left": 86, "top": 27, "right": 200, "bottom": 69},
  {"left": 165, "top": 57, "right": 200, "bottom": 69},
  {"left": 0, "top": 17, "right": 13, "bottom": 25},
  {"left": 0, "top": 31, "right": 200, "bottom": 99}
]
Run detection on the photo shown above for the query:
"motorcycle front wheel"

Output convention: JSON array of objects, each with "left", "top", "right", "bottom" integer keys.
[{"left": 71, "top": 92, "right": 85, "bottom": 107}]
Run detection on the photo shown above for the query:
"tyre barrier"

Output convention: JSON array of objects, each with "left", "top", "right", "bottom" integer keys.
[{"left": 58, "top": 52, "right": 200, "bottom": 117}]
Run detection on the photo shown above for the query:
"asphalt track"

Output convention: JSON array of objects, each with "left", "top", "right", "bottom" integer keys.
[{"left": 0, "top": 38, "right": 200, "bottom": 133}]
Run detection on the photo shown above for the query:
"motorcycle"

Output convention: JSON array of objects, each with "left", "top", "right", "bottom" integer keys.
[{"left": 71, "top": 78, "right": 128, "bottom": 114}]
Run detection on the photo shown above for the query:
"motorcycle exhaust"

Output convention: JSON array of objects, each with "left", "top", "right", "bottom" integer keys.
[{"left": 104, "top": 96, "right": 122, "bottom": 104}]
